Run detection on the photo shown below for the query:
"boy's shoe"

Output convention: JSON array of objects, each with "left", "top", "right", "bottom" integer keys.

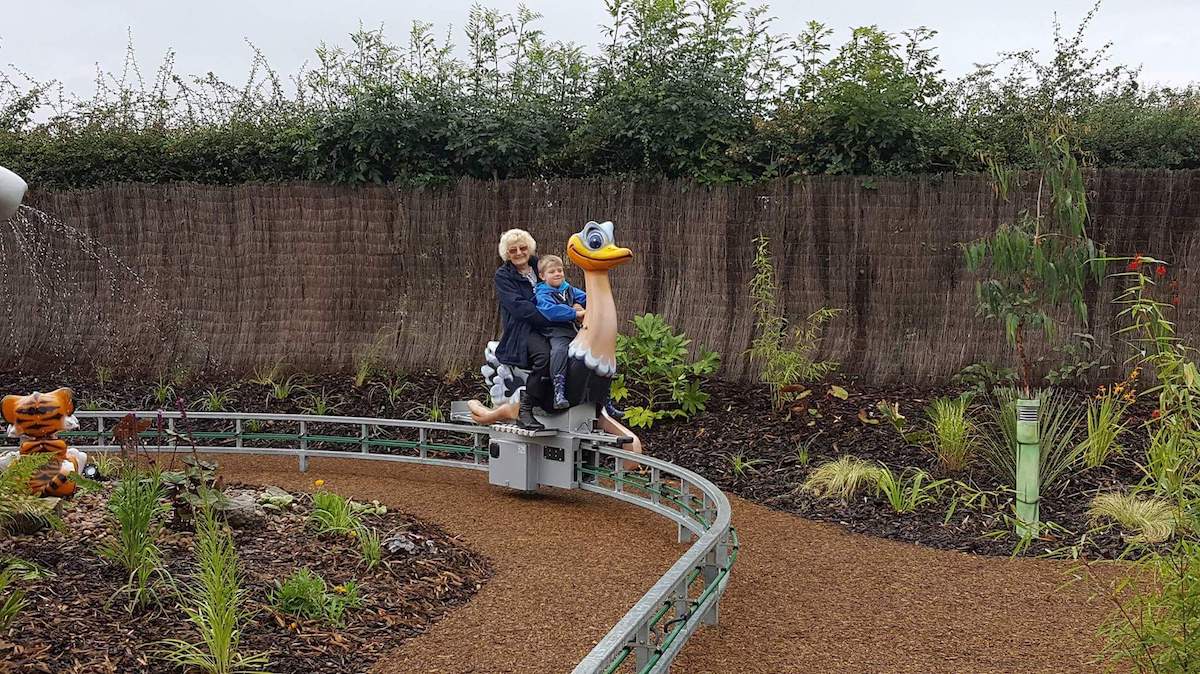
[
  {"left": 604, "top": 399, "right": 625, "bottom": 420},
  {"left": 553, "top": 375, "right": 570, "bottom": 409}
]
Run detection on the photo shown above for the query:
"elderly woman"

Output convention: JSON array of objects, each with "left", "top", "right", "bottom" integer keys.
[{"left": 494, "top": 228, "right": 552, "bottom": 430}]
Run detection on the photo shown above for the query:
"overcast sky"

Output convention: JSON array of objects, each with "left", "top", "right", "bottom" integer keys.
[{"left": 2, "top": 0, "right": 1197, "bottom": 101}]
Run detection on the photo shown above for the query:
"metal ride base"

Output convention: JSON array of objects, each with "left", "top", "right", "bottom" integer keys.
[
  {"left": 450, "top": 401, "right": 617, "bottom": 493},
  {"left": 61, "top": 408, "right": 737, "bottom": 673}
]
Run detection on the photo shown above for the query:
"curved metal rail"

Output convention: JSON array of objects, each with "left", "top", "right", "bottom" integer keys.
[{"left": 54, "top": 410, "right": 736, "bottom": 673}]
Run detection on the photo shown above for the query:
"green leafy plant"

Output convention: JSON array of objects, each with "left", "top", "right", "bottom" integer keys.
[
  {"left": 874, "top": 467, "right": 948, "bottom": 513},
  {"left": 963, "top": 124, "right": 1104, "bottom": 391},
  {"left": 611, "top": 313, "right": 719, "bottom": 429},
  {"left": 269, "top": 568, "right": 362, "bottom": 627},
  {"left": 747, "top": 235, "right": 840, "bottom": 411},
  {"left": 925, "top": 395, "right": 976, "bottom": 474},
  {"left": 801, "top": 456, "right": 883, "bottom": 501},
  {"left": 727, "top": 452, "right": 765, "bottom": 479},
  {"left": 157, "top": 506, "right": 269, "bottom": 674},
  {"left": 99, "top": 467, "right": 169, "bottom": 609},
  {"left": 370, "top": 375, "right": 409, "bottom": 407},
  {"left": 197, "top": 387, "right": 235, "bottom": 413},
  {"left": 353, "top": 328, "right": 397, "bottom": 388},
  {"left": 0, "top": 453, "right": 64, "bottom": 533},
  {"left": 300, "top": 388, "right": 342, "bottom": 416},
  {"left": 952, "top": 362, "right": 1018, "bottom": 397},
  {"left": 1088, "top": 491, "right": 1178, "bottom": 544},
  {"left": 309, "top": 489, "right": 362, "bottom": 535},
  {"left": 149, "top": 377, "right": 177, "bottom": 408},
  {"left": 795, "top": 437, "right": 816, "bottom": 467},
  {"left": 161, "top": 455, "right": 228, "bottom": 527},
  {"left": 247, "top": 361, "right": 282, "bottom": 387},
  {"left": 256, "top": 487, "right": 294, "bottom": 512},
  {"left": 1044, "top": 332, "right": 1109, "bottom": 385},
  {"left": 0, "top": 568, "right": 26, "bottom": 630},
  {"left": 356, "top": 526, "right": 382, "bottom": 570},
  {"left": 268, "top": 375, "right": 308, "bottom": 402},
  {"left": 1075, "top": 256, "right": 1200, "bottom": 672}
]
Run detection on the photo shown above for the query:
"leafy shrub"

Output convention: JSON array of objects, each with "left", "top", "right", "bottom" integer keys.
[
  {"left": 1078, "top": 257, "right": 1200, "bottom": 672},
  {"left": 3, "top": 6, "right": 1200, "bottom": 187},
  {"left": 611, "top": 313, "right": 720, "bottom": 429},
  {"left": 158, "top": 507, "right": 268, "bottom": 674},
  {"left": 747, "top": 236, "right": 839, "bottom": 411},
  {"left": 802, "top": 456, "right": 882, "bottom": 501},
  {"left": 952, "top": 362, "right": 1017, "bottom": 397},
  {"left": 1088, "top": 492, "right": 1178, "bottom": 544},
  {"left": 963, "top": 124, "right": 1104, "bottom": 390},
  {"left": 269, "top": 568, "right": 362, "bottom": 627},
  {"left": 925, "top": 396, "right": 975, "bottom": 474},
  {"left": 99, "top": 468, "right": 169, "bottom": 609}
]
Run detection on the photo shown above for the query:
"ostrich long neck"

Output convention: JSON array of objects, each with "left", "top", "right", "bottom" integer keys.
[{"left": 572, "top": 269, "right": 617, "bottom": 369}]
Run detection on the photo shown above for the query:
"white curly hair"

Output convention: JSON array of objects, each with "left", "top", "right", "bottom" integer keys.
[{"left": 497, "top": 228, "right": 537, "bottom": 262}]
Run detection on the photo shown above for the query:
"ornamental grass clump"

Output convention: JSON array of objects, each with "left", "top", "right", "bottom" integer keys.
[
  {"left": 802, "top": 456, "right": 882, "bottom": 501},
  {"left": 1088, "top": 492, "right": 1178, "bottom": 544},
  {"left": 925, "top": 396, "right": 975, "bottom": 474},
  {"left": 874, "top": 467, "right": 948, "bottom": 514},
  {"left": 309, "top": 486, "right": 362, "bottom": 535}
]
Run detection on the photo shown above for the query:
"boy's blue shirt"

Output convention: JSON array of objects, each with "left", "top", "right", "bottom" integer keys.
[{"left": 535, "top": 280, "right": 587, "bottom": 323}]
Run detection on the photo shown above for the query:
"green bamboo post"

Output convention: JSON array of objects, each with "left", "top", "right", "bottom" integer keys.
[{"left": 1015, "top": 398, "right": 1040, "bottom": 538}]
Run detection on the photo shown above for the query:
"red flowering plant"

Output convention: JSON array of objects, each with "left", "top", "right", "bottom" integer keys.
[{"left": 1082, "top": 251, "right": 1200, "bottom": 672}]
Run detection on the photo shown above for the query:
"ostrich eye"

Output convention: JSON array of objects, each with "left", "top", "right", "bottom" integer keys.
[{"left": 583, "top": 224, "right": 610, "bottom": 250}]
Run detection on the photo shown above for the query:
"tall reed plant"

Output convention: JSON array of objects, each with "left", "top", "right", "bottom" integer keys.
[
  {"left": 158, "top": 505, "right": 269, "bottom": 674},
  {"left": 99, "top": 467, "right": 168, "bottom": 609}
]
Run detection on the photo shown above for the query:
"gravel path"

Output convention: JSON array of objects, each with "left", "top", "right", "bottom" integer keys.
[{"left": 217, "top": 454, "right": 1112, "bottom": 674}]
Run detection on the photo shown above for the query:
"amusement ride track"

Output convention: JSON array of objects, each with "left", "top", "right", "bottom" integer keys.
[{"left": 217, "top": 454, "right": 1110, "bottom": 674}]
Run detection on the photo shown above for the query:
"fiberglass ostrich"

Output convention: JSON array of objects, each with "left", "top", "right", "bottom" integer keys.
[{"left": 468, "top": 221, "right": 642, "bottom": 452}]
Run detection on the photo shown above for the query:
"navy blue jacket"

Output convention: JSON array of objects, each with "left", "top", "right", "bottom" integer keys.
[{"left": 494, "top": 258, "right": 551, "bottom": 368}]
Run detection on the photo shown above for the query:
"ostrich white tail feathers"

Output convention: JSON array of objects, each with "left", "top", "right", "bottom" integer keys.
[{"left": 482, "top": 341, "right": 527, "bottom": 406}]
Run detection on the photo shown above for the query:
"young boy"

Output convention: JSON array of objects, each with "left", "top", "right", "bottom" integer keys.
[{"left": 535, "top": 255, "right": 587, "bottom": 409}]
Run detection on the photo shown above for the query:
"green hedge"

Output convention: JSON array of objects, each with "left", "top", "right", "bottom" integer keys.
[{"left": 2, "top": 3, "right": 1197, "bottom": 188}]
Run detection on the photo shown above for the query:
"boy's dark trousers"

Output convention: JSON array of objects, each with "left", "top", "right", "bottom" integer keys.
[{"left": 549, "top": 335, "right": 573, "bottom": 378}]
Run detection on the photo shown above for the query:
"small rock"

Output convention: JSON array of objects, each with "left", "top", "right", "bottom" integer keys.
[
  {"left": 384, "top": 533, "right": 419, "bottom": 555},
  {"left": 220, "top": 490, "right": 268, "bottom": 530}
]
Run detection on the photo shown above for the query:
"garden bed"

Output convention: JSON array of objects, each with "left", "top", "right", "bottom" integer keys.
[
  {"left": 0, "top": 369, "right": 1150, "bottom": 559},
  {"left": 0, "top": 478, "right": 489, "bottom": 674}
]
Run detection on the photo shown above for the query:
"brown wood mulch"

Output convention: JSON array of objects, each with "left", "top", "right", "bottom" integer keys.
[
  {"left": 0, "top": 476, "right": 488, "bottom": 674},
  {"left": 214, "top": 454, "right": 1115, "bottom": 674}
]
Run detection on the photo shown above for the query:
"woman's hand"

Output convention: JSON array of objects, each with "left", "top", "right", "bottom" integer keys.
[{"left": 575, "top": 309, "right": 586, "bottom": 320}]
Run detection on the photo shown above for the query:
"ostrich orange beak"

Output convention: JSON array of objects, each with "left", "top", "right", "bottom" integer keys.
[{"left": 567, "top": 234, "right": 633, "bottom": 271}]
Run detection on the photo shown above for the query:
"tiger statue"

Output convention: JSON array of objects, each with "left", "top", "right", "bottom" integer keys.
[{"left": 0, "top": 388, "right": 88, "bottom": 497}]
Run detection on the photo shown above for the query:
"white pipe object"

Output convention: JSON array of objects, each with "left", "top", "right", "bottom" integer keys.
[{"left": 0, "top": 166, "right": 27, "bottom": 222}]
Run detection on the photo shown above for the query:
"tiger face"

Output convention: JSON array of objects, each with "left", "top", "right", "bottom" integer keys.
[{"left": 2, "top": 388, "right": 79, "bottom": 439}]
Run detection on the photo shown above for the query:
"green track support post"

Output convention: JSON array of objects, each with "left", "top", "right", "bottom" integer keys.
[{"left": 1015, "top": 398, "right": 1040, "bottom": 538}]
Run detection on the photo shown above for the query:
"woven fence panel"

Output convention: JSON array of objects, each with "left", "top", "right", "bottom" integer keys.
[{"left": 7, "top": 170, "right": 1200, "bottom": 382}]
